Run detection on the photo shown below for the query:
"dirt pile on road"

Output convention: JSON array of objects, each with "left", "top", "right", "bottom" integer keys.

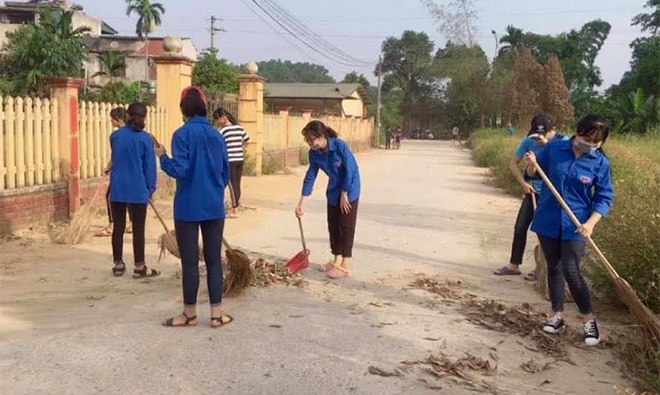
[{"left": 251, "top": 258, "right": 305, "bottom": 288}]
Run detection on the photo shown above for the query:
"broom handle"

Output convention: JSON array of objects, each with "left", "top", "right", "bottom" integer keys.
[
  {"left": 298, "top": 217, "right": 308, "bottom": 251},
  {"left": 531, "top": 192, "right": 537, "bottom": 211},
  {"left": 148, "top": 200, "right": 170, "bottom": 233},
  {"left": 530, "top": 160, "right": 620, "bottom": 280},
  {"left": 222, "top": 237, "right": 234, "bottom": 254}
]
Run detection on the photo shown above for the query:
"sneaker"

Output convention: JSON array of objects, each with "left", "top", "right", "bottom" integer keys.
[
  {"left": 584, "top": 320, "right": 601, "bottom": 346},
  {"left": 543, "top": 316, "right": 566, "bottom": 334}
]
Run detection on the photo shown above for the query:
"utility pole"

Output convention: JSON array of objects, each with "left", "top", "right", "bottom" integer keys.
[
  {"left": 375, "top": 55, "right": 383, "bottom": 148},
  {"left": 491, "top": 30, "right": 499, "bottom": 54},
  {"left": 209, "top": 16, "right": 226, "bottom": 56}
]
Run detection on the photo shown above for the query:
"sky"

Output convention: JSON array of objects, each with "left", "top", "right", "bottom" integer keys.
[{"left": 77, "top": 0, "right": 649, "bottom": 90}]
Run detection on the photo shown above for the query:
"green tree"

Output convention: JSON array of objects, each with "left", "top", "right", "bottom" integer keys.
[
  {"left": 93, "top": 51, "right": 127, "bottom": 82},
  {"left": 498, "top": 25, "right": 525, "bottom": 55},
  {"left": 632, "top": 0, "right": 660, "bottom": 34},
  {"left": 192, "top": 52, "right": 239, "bottom": 94},
  {"left": 0, "top": 9, "right": 90, "bottom": 95},
  {"left": 612, "top": 89, "right": 659, "bottom": 134},
  {"left": 126, "top": 0, "right": 165, "bottom": 81},
  {"left": 257, "top": 60, "right": 335, "bottom": 83},
  {"left": 341, "top": 71, "right": 370, "bottom": 87},
  {"left": 379, "top": 31, "right": 437, "bottom": 128}
]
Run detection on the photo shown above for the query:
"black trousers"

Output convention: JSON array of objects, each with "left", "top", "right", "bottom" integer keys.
[
  {"left": 385, "top": 137, "right": 391, "bottom": 149},
  {"left": 509, "top": 193, "right": 537, "bottom": 265},
  {"left": 175, "top": 219, "right": 225, "bottom": 306},
  {"left": 538, "top": 235, "right": 592, "bottom": 315},
  {"left": 327, "top": 199, "right": 359, "bottom": 258},
  {"left": 106, "top": 186, "right": 132, "bottom": 224},
  {"left": 229, "top": 161, "right": 244, "bottom": 208},
  {"left": 111, "top": 202, "right": 146, "bottom": 264}
]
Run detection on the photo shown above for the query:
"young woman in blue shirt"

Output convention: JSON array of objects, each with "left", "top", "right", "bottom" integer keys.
[
  {"left": 295, "top": 121, "right": 361, "bottom": 280},
  {"left": 494, "top": 114, "right": 563, "bottom": 278},
  {"left": 525, "top": 114, "right": 614, "bottom": 346},
  {"left": 156, "top": 87, "right": 233, "bottom": 328}
]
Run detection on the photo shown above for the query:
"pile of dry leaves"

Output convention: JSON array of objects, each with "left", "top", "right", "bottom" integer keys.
[
  {"left": 251, "top": 258, "right": 305, "bottom": 288},
  {"left": 409, "top": 277, "right": 466, "bottom": 301}
]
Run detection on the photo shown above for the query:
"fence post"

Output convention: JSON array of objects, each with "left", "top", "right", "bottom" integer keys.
[
  {"left": 48, "top": 77, "right": 82, "bottom": 216},
  {"left": 239, "top": 62, "right": 266, "bottom": 176}
]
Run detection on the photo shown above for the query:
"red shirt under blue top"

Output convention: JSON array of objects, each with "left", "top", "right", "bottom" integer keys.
[
  {"left": 531, "top": 138, "right": 614, "bottom": 241},
  {"left": 302, "top": 138, "right": 361, "bottom": 205}
]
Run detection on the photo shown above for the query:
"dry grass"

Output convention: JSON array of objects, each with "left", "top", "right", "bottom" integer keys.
[{"left": 53, "top": 185, "right": 103, "bottom": 245}]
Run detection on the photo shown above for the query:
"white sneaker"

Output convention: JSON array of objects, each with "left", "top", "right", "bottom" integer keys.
[
  {"left": 584, "top": 320, "right": 601, "bottom": 346},
  {"left": 543, "top": 315, "right": 566, "bottom": 334}
]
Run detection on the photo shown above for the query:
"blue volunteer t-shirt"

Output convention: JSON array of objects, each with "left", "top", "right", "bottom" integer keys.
[{"left": 514, "top": 134, "right": 566, "bottom": 193}]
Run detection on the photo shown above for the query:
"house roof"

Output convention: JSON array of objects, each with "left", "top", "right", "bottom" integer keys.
[
  {"left": 84, "top": 35, "right": 194, "bottom": 57},
  {"left": 264, "top": 83, "right": 370, "bottom": 104},
  {"left": 134, "top": 40, "right": 165, "bottom": 57}
]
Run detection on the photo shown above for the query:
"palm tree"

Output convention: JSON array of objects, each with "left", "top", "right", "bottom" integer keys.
[
  {"left": 498, "top": 25, "right": 525, "bottom": 56},
  {"left": 126, "top": 0, "right": 165, "bottom": 82},
  {"left": 93, "top": 51, "right": 127, "bottom": 83}
]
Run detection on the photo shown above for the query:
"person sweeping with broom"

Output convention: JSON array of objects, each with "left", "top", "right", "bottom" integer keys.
[
  {"left": 108, "top": 102, "right": 158, "bottom": 278},
  {"left": 156, "top": 86, "right": 234, "bottom": 328},
  {"left": 295, "top": 120, "right": 361, "bottom": 280},
  {"left": 525, "top": 114, "right": 614, "bottom": 346}
]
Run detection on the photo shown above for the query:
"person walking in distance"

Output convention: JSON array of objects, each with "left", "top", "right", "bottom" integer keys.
[
  {"left": 157, "top": 87, "right": 233, "bottom": 328},
  {"left": 213, "top": 107, "right": 250, "bottom": 218},
  {"left": 526, "top": 114, "right": 614, "bottom": 346},
  {"left": 451, "top": 126, "right": 460, "bottom": 146},
  {"left": 395, "top": 127, "right": 403, "bottom": 149},
  {"left": 295, "top": 121, "right": 361, "bottom": 280},
  {"left": 494, "top": 114, "right": 564, "bottom": 278},
  {"left": 385, "top": 127, "right": 392, "bottom": 150},
  {"left": 108, "top": 102, "right": 158, "bottom": 278}
]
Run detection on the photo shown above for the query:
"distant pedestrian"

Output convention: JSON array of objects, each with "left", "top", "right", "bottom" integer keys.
[
  {"left": 451, "top": 127, "right": 460, "bottom": 146},
  {"left": 506, "top": 122, "right": 516, "bottom": 136},
  {"left": 395, "top": 127, "right": 402, "bottom": 149},
  {"left": 213, "top": 107, "right": 250, "bottom": 218},
  {"left": 108, "top": 102, "right": 158, "bottom": 279},
  {"left": 385, "top": 127, "right": 392, "bottom": 150},
  {"left": 525, "top": 114, "right": 613, "bottom": 346},
  {"left": 157, "top": 87, "right": 233, "bottom": 328},
  {"left": 295, "top": 120, "right": 361, "bottom": 280}
]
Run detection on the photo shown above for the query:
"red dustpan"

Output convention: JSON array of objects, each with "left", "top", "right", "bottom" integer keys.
[{"left": 286, "top": 217, "right": 310, "bottom": 274}]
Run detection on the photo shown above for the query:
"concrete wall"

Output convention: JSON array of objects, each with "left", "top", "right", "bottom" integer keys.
[{"left": 341, "top": 91, "right": 364, "bottom": 118}]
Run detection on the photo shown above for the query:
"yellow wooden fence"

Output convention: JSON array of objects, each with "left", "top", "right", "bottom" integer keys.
[{"left": 0, "top": 96, "right": 60, "bottom": 190}]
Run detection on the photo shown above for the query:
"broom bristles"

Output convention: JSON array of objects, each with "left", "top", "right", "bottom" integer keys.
[
  {"left": 223, "top": 249, "right": 254, "bottom": 296},
  {"left": 54, "top": 185, "right": 103, "bottom": 245},
  {"left": 158, "top": 230, "right": 180, "bottom": 260}
]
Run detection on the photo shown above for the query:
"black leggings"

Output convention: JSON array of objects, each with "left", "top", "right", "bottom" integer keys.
[
  {"left": 509, "top": 193, "right": 537, "bottom": 265},
  {"left": 106, "top": 186, "right": 132, "bottom": 224},
  {"left": 229, "top": 162, "right": 244, "bottom": 208},
  {"left": 111, "top": 202, "right": 147, "bottom": 264},
  {"left": 175, "top": 219, "right": 225, "bottom": 306}
]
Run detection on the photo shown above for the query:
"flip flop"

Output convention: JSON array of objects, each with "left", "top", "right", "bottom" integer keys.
[
  {"left": 318, "top": 262, "right": 335, "bottom": 272},
  {"left": 95, "top": 228, "right": 112, "bottom": 237},
  {"left": 210, "top": 315, "right": 234, "bottom": 328},
  {"left": 162, "top": 312, "right": 197, "bottom": 327},
  {"left": 326, "top": 267, "right": 349, "bottom": 279},
  {"left": 133, "top": 266, "right": 161, "bottom": 279},
  {"left": 493, "top": 266, "right": 522, "bottom": 276}
]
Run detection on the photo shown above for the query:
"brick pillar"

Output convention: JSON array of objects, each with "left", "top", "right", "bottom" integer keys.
[
  {"left": 48, "top": 77, "right": 82, "bottom": 216},
  {"left": 301, "top": 109, "right": 313, "bottom": 124},
  {"left": 154, "top": 53, "right": 193, "bottom": 150},
  {"left": 239, "top": 62, "right": 266, "bottom": 176}
]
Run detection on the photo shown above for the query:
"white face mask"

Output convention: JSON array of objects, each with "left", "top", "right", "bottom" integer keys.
[{"left": 575, "top": 137, "right": 599, "bottom": 154}]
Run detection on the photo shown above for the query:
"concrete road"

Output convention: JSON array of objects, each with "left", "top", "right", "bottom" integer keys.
[{"left": 0, "top": 141, "right": 630, "bottom": 395}]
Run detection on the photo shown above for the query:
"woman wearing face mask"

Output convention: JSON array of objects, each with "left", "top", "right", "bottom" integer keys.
[
  {"left": 524, "top": 114, "right": 614, "bottom": 346},
  {"left": 295, "top": 121, "right": 361, "bottom": 279},
  {"left": 494, "top": 114, "right": 564, "bottom": 278}
]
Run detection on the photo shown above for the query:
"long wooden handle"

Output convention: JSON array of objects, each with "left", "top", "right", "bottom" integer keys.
[
  {"left": 222, "top": 237, "right": 234, "bottom": 254},
  {"left": 530, "top": 161, "right": 620, "bottom": 280},
  {"left": 531, "top": 192, "right": 537, "bottom": 211},
  {"left": 148, "top": 200, "right": 170, "bottom": 233},
  {"left": 298, "top": 217, "right": 308, "bottom": 251}
]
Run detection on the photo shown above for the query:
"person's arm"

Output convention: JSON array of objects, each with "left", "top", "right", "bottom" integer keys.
[
  {"left": 243, "top": 129, "right": 251, "bottom": 144},
  {"left": 159, "top": 132, "right": 189, "bottom": 179},
  {"left": 511, "top": 140, "right": 535, "bottom": 194},
  {"left": 295, "top": 155, "right": 319, "bottom": 217},
  {"left": 578, "top": 158, "right": 614, "bottom": 238},
  {"left": 143, "top": 136, "right": 157, "bottom": 198},
  {"left": 525, "top": 141, "right": 550, "bottom": 178}
]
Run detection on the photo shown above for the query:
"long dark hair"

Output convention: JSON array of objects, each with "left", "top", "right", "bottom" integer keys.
[
  {"left": 302, "top": 120, "right": 338, "bottom": 143},
  {"left": 110, "top": 107, "right": 127, "bottom": 123},
  {"left": 576, "top": 114, "right": 609, "bottom": 144},
  {"left": 212, "top": 107, "right": 238, "bottom": 125},
  {"left": 127, "top": 102, "right": 147, "bottom": 131}
]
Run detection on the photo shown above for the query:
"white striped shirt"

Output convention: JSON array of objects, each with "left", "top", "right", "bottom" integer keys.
[{"left": 219, "top": 125, "right": 250, "bottom": 162}]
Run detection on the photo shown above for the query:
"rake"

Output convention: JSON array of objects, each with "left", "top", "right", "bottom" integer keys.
[{"left": 531, "top": 159, "right": 660, "bottom": 341}]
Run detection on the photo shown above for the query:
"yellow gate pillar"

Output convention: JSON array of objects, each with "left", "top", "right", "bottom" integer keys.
[{"left": 239, "top": 62, "right": 266, "bottom": 176}]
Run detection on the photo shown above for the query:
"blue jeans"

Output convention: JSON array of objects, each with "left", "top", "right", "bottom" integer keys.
[
  {"left": 538, "top": 235, "right": 592, "bottom": 315},
  {"left": 175, "top": 218, "right": 225, "bottom": 306}
]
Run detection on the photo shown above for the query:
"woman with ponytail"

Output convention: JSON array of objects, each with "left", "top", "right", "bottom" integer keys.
[
  {"left": 108, "top": 102, "right": 158, "bottom": 278},
  {"left": 295, "top": 120, "right": 361, "bottom": 279}
]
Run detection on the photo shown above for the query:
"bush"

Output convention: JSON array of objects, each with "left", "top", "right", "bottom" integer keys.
[
  {"left": 469, "top": 129, "right": 660, "bottom": 313},
  {"left": 299, "top": 147, "right": 309, "bottom": 166}
]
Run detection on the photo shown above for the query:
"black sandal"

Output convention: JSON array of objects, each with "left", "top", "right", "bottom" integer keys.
[
  {"left": 133, "top": 266, "right": 161, "bottom": 279},
  {"left": 112, "top": 262, "right": 126, "bottom": 277},
  {"left": 210, "top": 315, "right": 234, "bottom": 328},
  {"left": 162, "top": 312, "right": 197, "bottom": 327}
]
